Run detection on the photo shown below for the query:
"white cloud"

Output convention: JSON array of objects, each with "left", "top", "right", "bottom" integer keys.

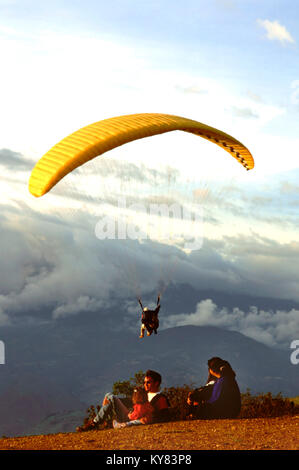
[
  {"left": 0, "top": 307, "right": 10, "bottom": 326},
  {"left": 230, "top": 106, "right": 258, "bottom": 119},
  {"left": 1, "top": 193, "right": 299, "bottom": 347},
  {"left": 162, "top": 299, "right": 299, "bottom": 349},
  {"left": 52, "top": 295, "right": 105, "bottom": 319},
  {"left": 257, "top": 19, "right": 295, "bottom": 44},
  {"left": 0, "top": 21, "right": 287, "bottom": 178}
]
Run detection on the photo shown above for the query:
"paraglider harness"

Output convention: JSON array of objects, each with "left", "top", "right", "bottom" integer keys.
[{"left": 139, "top": 295, "right": 160, "bottom": 335}]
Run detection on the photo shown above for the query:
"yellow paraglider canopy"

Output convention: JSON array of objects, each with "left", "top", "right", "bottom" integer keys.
[{"left": 29, "top": 113, "right": 254, "bottom": 197}]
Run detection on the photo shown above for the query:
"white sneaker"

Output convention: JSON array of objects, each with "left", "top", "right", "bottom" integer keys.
[{"left": 113, "top": 420, "right": 127, "bottom": 429}]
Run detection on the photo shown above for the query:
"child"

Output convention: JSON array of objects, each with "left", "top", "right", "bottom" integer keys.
[{"left": 113, "top": 387, "right": 153, "bottom": 429}]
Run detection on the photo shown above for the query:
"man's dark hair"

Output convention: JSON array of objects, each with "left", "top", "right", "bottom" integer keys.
[{"left": 145, "top": 369, "right": 162, "bottom": 385}]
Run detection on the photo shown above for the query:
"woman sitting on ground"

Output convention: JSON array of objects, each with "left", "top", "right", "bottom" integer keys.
[{"left": 187, "top": 357, "right": 241, "bottom": 419}]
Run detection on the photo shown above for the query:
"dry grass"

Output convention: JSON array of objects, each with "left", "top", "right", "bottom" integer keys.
[{"left": 1, "top": 416, "right": 298, "bottom": 451}]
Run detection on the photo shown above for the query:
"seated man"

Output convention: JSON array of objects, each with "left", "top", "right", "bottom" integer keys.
[
  {"left": 187, "top": 357, "right": 241, "bottom": 419},
  {"left": 142, "top": 369, "right": 170, "bottom": 423},
  {"left": 79, "top": 369, "right": 170, "bottom": 431}
]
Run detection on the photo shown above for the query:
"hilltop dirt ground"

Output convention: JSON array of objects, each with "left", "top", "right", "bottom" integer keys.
[{"left": 1, "top": 416, "right": 298, "bottom": 451}]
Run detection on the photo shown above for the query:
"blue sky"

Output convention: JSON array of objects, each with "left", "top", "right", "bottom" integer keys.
[
  {"left": 0, "top": 0, "right": 298, "bottom": 149},
  {"left": 0, "top": 0, "right": 298, "bottom": 172},
  {"left": 0, "top": 0, "right": 299, "bottom": 348}
]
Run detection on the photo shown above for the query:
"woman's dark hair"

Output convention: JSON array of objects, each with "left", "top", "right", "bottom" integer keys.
[
  {"left": 207, "top": 357, "right": 235, "bottom": 378},
  {"left": 207, "top": 357, "right": 224, "bottom": 373}
]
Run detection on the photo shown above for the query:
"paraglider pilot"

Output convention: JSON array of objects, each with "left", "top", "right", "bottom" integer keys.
[{"left": 139, "top": 295, "right": 160, "bottom": 338}]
